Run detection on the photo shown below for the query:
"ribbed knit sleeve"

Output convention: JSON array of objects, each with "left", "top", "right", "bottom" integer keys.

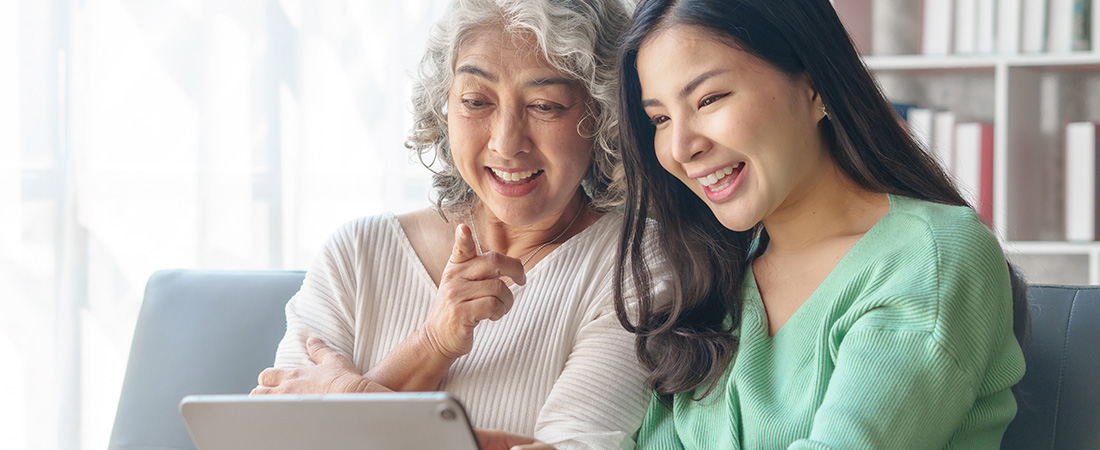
[{"left": 273, "top": 216, "right": 380, "bottom": 367}]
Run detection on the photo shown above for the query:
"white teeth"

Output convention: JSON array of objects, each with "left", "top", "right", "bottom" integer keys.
[
  {"left": 491, "top": 168, "right": 538, "bottom": 182},
  {"left": 696, "top": 163, "right": 741, "bottom": 186}
]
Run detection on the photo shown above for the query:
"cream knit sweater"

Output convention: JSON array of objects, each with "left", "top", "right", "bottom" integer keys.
[{"left": 274, "top": 211, "right": 667, "bottom": 449}]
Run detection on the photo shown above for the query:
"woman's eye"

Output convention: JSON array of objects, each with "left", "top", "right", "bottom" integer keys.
[
  {"left": 699, "top": 93, "right": 729, "bottom": 108},
  {"left": 530, "top": 103, "right": 565, "bottom": 113},
  {"left": 649, "top": 115, "right": 669, "bottom": 126},
  {"left": 461, "top": 99, "right": 490, "bottom": 108}
]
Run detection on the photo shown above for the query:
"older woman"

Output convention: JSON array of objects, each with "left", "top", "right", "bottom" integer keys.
[{"left": 251, "top": 0, "right": 664, "bottom": 448}]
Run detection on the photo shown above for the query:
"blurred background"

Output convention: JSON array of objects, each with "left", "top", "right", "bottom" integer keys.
[{"left": 0, "top": 0, "right": 446, "bottom": 448}]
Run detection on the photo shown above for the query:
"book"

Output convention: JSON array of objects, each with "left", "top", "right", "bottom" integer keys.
[
  {"left": 922, "top": 0, "right": 956, "bottom": 55},
  {"left": 955, "top": 0, "right": 978, "bottom": 54},
  {"left": 933, "top": 111, "right": 957, "bottom": 172},
  {"left": 1022, "top": 0, "right": 1049, "bottom": 52},
  {"left": 1071, "top": 0, "right": 1091, "bottom": 51},
  {"left": 975, "top": 0, "right": 997, "bottom": 53},
  {"left": 831, "top": 0, "right": 874, "bottom": 55},
  {"left": 1065, "top": 122, "right": 1100, "bottom": 241},
  {"left": 954, "top": 122, "right": 994, "bottom": 226},
  {"left": 907, "top": 107, "right": 936, "bottom": 154},
  {"left": 1049, "top": 0, "right": 1076, "bottom": 52},
  {"left": 892, "top": 102, "right": 919, "bottom": 121},
  {"left": 874, "top": 0, "right": 922, "bottom": 55},
  {"left": 1094, "top": 0, "right": 1099, "bottom": 52},
  {"left": 999, "top": 0, "right": 1023, "bottom": 54}
]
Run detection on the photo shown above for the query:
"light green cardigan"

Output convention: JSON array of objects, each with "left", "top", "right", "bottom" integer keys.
[{"left": 636, "top": 195, "right": 1025, "bottom": 450}]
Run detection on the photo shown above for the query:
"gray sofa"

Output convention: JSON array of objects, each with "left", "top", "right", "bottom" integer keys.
[{"left": 107, "top": 270, "right": 1099, "bottom": 450}]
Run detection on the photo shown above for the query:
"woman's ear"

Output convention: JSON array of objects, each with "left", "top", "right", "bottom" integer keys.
[{"left": 802, "top": 74, "right": 826, "bottom": 121}]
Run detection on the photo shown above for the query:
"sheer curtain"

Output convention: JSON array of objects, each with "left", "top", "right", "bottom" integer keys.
[{"left": 0, "top": 0, "right": 443, "bottom": 448}]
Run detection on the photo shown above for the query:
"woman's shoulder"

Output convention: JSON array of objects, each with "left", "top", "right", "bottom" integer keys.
[
  {"left": 551, "top": 208, "right": 626, "bottom": 256},
  {"left": 841, "top": 195, "right": 1011, "bottom": 327},
  {"left": 875, "top": 195, "right": 1003, "bottom": 267},
  {"left": 308, "top": 212, "right": 422, "bottom": 272},
  {"left": 324, "top": 212, "right": 403, "bottom": 248}
]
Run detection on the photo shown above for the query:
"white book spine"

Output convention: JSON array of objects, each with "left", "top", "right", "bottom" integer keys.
[
  {"left": 975, "top": 0, "right": 996, "bottom": 53},
  {"left": 907, "top": 108, "right": 936, "bottom": 154},
  {"left": 923, "top": 0, "right": 956, "bottom": 55},
  {"left": 999, "top": 0, "right": 1023, "bottom": 54},
  {"left": 1022, "top": 0, "right": 1049, "bottom": 52},
  {"left": 933, "top": 111, "right": 957, "bottom": 172},
  {"left": 1049, "top": 0, "right": 1075, "bottom": 52},
  {"left": 1065, "top": 122, "right": 1098, "bottom": 241},
  {"left": 955, "top": 0, "right": 978, "bottom": 54},
  {"left": 955, "top": 123, "right": 983, "bottom": 208},
  {"left": 1094, "top": 0, "right": 1100, "bottom": 52}
]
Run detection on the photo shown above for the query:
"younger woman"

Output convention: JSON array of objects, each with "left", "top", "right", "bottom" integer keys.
[{"left": 613, "top": 0, "right": 1028, "bottom": 448}]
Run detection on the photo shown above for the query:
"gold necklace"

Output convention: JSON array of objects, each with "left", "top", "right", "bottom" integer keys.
[{"left": 469, "top": 204, "right": 584, "bottom": 267}]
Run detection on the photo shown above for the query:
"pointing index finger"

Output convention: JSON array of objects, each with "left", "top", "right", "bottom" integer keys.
[{"left": 449, "top": 223, "right": 478, "bottom": 264}]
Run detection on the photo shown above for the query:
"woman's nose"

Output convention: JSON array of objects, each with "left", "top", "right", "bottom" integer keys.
[
  {"left": 670, "top": 119, "right": 709, "bottom": 163},
  {"left": 488, "top": 108, "right": 531, "bottom": 159}
]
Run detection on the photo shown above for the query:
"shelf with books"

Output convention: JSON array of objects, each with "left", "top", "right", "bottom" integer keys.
[
  {"left": 837, "top": 0, "right": 1100, "bottom": 58},
  {"left": 836, "top": 0, "right": 1100, "bottom": 285},
  {"left": 1001, "top": 66, "right": 1100, "bottom": 243}
]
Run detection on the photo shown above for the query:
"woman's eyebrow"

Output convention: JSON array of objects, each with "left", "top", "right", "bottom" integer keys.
[
  {"left": 641, "top": 69, "right": 729, "bottom": 108},
  {"left": 679, "top": 69, "right": 727, "bottom": 98},
  {"left": 524, "top": 76, "right": 573, "bottom": 88},
  {"left": 455, "top": 64, "right": 498, "bottom": 82}
]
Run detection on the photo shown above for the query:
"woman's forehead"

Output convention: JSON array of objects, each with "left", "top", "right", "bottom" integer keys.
[{"left": 454, "top": 26, "right": 566, "bottom": 80}]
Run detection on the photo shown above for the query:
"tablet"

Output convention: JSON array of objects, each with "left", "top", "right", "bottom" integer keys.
[{"left": 179, "top": 392, "right": 480, "bottom": 450}]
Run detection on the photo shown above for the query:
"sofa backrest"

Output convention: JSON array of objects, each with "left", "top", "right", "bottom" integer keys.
[
  {"left": 1002, "top": 285, "right": 1100, "bottom": 450},
  {"left": 108, "top": 269, "right": 304, "bottom": 450}
]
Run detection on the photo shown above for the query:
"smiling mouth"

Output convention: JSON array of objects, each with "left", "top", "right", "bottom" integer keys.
[
  {"left": 489, "top": 167, "right": 543, "bottom": 184},
  {"left": 696, "top": 162, "right": 744, "bottom": 192}
]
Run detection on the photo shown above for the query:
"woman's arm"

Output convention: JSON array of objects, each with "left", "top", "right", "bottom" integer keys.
[
  {"left": 534, "top": 228, "right": 675, "bottom": 450},
  {"left": 255, "top": 222, "right": 526, "bottom": 394},
  {"left": 252, "top": 219, "right": 372, "bottom": 394},
  {"left": 532, "top": 307, "right": 652, "bottom": 450}
]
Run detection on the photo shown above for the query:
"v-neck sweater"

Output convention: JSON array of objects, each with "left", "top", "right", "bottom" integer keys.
[
  {"left": 636, "top": 195, "right": 1025, "bottom": 450},
  {"left": 273, "top": 211, "right": 664, "bottom": 450}
]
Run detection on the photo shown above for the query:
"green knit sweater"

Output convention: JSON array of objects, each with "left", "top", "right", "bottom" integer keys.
[{"left": 636, "top": 195, "right": 1025, "bottom": 450}]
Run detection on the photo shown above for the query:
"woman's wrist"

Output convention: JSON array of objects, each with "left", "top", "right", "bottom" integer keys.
[
  {"left": 343, "top": 375, "right": 393, "bottom": 394},
  {"left": 417, "top": 326, "right": 463, "bottom": 362},
  {"left": 362, "top": 328, "right": 458, "bottom": 391}
]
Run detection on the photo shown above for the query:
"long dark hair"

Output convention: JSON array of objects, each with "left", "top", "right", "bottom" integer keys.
[{"left": 613, "top": 0, "right": 1030, "bottom": 398}]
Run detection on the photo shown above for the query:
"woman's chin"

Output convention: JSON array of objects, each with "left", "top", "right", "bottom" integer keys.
[{"left": 710, "top": 208, "right": 759, "bottom": 233}]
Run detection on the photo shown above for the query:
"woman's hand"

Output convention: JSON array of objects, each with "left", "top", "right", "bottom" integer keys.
[
  {"left": 251, "top": 337, "right": 387, "bottom": 395},
  {"left": 475, "top": 429, "right": 556, "bottom": 450},
  {"left": 421, "top": 224, "right": 526, "bottom": 360}
]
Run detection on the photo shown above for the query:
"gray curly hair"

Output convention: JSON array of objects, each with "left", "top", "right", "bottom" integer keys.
[{"left": 405, "top": 0, "right": 632, "bottom": 217}]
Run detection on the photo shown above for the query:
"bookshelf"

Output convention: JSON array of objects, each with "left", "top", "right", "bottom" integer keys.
[{"left": 836, "top": 0, "right": 1100, "bottom": 285}]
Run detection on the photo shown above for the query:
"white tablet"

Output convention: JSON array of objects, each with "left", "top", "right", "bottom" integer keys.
[{"left": 179, "top": 392, "right": 480, "bottom": 450}]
